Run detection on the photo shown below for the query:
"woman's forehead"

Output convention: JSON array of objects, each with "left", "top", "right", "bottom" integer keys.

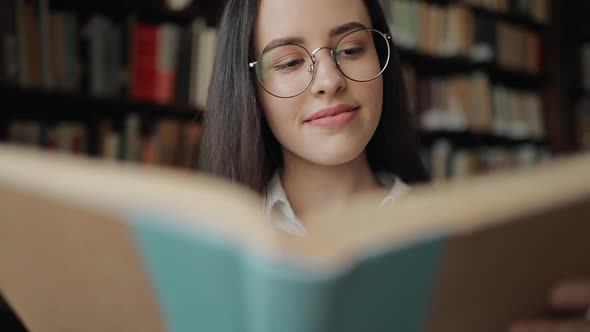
[{"left": 254, "top": 0, "right": 371, "bottom": 53}]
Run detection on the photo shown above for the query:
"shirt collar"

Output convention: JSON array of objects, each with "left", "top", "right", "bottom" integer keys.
[
  {"left": 264, "top": 171, "right": 410, "bottom": 236},
  {"left": 264, "top": 173, "right": 306, "bottom": 236}
]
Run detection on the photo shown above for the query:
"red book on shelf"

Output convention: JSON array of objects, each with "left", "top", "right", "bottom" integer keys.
[
  {"left": 154, "top": 24, "right": 180, "bottom": 105},
  {"left": 131, "top": 23, "right": 159, "bottom": 102},
  {"left": 154, "top": 71, "right": 174, "bottom": 104}
]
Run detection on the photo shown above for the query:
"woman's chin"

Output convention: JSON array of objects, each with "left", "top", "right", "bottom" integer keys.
[{"left": 301, "top": 149, "right": 366, "bottom": 167}]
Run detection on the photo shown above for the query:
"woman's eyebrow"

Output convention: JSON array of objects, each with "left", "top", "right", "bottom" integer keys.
[
  {"left": 261, "top": 21, "right": 368, "bottom": 54},
  {"left": 329, "top": 21, "right": 367, "bottom": 38},
  {"left": 262, "top": 37, "right": 305, "bottom": 54}
]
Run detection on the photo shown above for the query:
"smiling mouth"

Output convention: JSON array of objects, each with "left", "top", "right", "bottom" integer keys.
[{"left": 304, "top": 106, "right": 360, "bottom": 128}]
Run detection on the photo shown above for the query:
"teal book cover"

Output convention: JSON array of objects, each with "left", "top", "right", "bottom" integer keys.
[{"left": 0, "top": 145, "right": 590, "bottom": 332}]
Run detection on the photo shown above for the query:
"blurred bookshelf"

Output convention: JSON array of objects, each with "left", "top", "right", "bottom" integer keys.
[
  {"left": 397, "top": 48, "right": 548, "bottom": 89},
  {"left": 0, "top": 0, "right": 587, "bottom": 329},
  {"left": 563, "top": 2, "right": 590, "bottom": 151},
  {"left": 0, "top": 0, "right": 217, "bottom": 171},
  {"left": 0, "top": 0, "right": 584, "bottom": 183},
  {"left": 0, "top": 84, "right": 202, "bottom": 121},
  {"left": 380, "top": 0, "right": 556, "bottom": 181}
]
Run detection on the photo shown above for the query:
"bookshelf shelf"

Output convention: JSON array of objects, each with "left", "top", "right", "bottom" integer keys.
[
  {"left": 420, "top": 129, "right": 547, "bottom": 148},
  {"left": 0, "top": 85, "right": 202, "bottom": 122},
  {"left": 415, "top": 0, "right": 547, "bottom": 31},
  {"left": 571, "top": 86, "right": 590, "bottom": 101},
  {"left": 0, "top": 0, "right": 559, "bottom": 178},
  {"left": 397, "top": 48, "right": 547, "bottom": 90},
  {"left": 397, "top": 48, "right": 479, "bottom": 75},
  {"left": 49, "top": 0, "right": 221, "bottom": 25},
  {"left": 464, "top": 5, "right": 546, "bottom": 32},
  {"left": 486, "top": 64, "right": 547, "bottom": 90}
]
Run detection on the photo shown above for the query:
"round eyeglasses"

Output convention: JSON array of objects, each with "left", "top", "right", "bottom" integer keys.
[{"left": 248, "top": 28, "right": 392, "bottom": 98}]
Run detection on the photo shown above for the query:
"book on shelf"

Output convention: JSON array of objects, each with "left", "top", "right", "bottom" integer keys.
[
  {"left": 423, "top": 135, "right": 547, "bottom": 182},
  {"left": 1, "top": 0, "right": 218, "bottom": 109},
  {"left": 1, "top": 144, "right": 589, "bottom": 332},
  {"left": 402, "top": 65, "right": 544, "bottom": 139},
  {"left": 385, "top": 0, "right": 543, "bottom": 75},
  {"left": 576, "top": 99, "right": 590, "bottom": 151},
  {"left": 581, "top": 44, "right": 590, "bottom": 94},
  {"left": 192, "top": 26, "right": 217, "bottom": 109},
  {"left": 461, "top": 0, "right": 549, "bottom": 24},
  {"left": 0, "top": 0, "right": 18, "bottom": 84},
  {"left": 4, "top": 115, "right": 203, "bottom": 170}
]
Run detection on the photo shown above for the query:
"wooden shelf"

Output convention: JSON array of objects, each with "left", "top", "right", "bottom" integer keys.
[
  {"left": 420, "top": 129, "right": 547, "bottom": 148},
  {"left": 0, "top": 85, "right": 203, "bottom": 122},
  {"left": 415, "top": 0, "right": 547, "bottom": 31},
  {"left": 465, "top": 4, "right": 546, "bottom": 32},
  {"left": 397, "top": 48, "right": 548, "bottom": 90},
  {"left": 397, "top": 48, "right": 479, "bottom": 75},
  {"left": 486, "top": 64, "right": 547, "bottom": 91},
  {"left": 49, "top": 0, "right": 222, "bottom": 25},
  {"left": 1, "top": 86, "right": 550, "bottom": 152},
  {"left": 571, "top": 86, "right": 590, "bottom": 100}
]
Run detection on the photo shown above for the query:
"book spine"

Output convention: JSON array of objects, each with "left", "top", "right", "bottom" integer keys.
[
  {"left": 1, "top": 0, "right": 19, "bottom": 85},
  {"left": 38, "top": 0, "right": 53, "bottom": 89},
  {"left": 49, "top": 11, "right": 67, "bottom": 90},
  {"left": 117, "top": 15, "right": 135, "bottom": 98},
  {"left": 179, "top": 122, "right": 202, "bottom": 169},
  {"left": 582, "top": 44, "right": 590, "bottom": 93},
  {"left": 63, "top": 12, "right": 79, "bottom": 91},
  {"left": 155, "top": 23, "right": 180, "bottom": 104},
  {"left": 89, "top": 15, "right": 103, "bottom": 96},
  {"left": 130, "top": 22, "right": 158, "bottom": 102},
  {"left": 193, "top": 27, "right": 218, "bottom": 109},
  {"left": 108, "top": 18, "right": 122, "bottom": 97},
  {"left": 188, "top": 18, "right": 206, "bottom": 107},
  {"left": 16, "top": 0, "right": 29, "bottom": 86},
  {"left": 124, "top": 113, "right": 141, "bottom": 162},
  {"left": 241, "top": 257, "right": 338, "bottom": 332},
  {"left": 175, "top": 22, "right": 194, "bottom": 105}
]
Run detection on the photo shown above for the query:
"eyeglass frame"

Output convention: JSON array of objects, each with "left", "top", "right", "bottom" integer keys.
[{"left": 248, "top": 28, "right": 393, "bottom": 99}]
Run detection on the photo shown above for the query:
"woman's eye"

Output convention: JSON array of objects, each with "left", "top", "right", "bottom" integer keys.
[
  {"left": 274, "top": 58, "right": 304, "bottom": 71},
  {"left": 338, "top": 47, "right": 365, "bottom": 57}
]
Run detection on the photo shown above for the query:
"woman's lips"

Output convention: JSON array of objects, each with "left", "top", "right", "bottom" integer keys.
[{"left": 304, "top": 105, "right": 360, "bottom": 128}]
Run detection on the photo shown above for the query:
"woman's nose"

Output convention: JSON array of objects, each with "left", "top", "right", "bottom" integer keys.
[{"left": 309, "top": 48, "right": 346, "bottom": 97}]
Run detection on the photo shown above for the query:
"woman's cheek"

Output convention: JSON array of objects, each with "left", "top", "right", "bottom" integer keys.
[{"left": 262, "top": 100, "right": 301, "bottom": 147}]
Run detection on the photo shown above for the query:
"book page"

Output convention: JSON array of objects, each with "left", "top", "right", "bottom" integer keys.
[
  {"left": 0, "top": 185, "right": 166, "bottom": 332},
  {"left": 0, "top": 144, "right": 278, "bottom": 251},
  {"left": 295, "top": 153, "right": 590, "bottom": 267}
]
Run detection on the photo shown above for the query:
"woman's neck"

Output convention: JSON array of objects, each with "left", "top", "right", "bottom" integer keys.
[{"left": 280, "top": 151, "right": 388, "bottom": 222}]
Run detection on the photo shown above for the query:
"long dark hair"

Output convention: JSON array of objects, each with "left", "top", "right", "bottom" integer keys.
[{"left": 203, "top": 0, "right": 429, "bottom": 194}]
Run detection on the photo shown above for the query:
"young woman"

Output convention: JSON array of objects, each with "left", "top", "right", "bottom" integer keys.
[
  {"left": 204, "top": 0, "right": 427, "bottom": 234},
  {"left": 203, "top": 0, "right": 590, "bottom": 329}
]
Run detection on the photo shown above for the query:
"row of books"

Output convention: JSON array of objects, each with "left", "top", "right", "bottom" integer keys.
[
  {"left": 403, "top": 66, "right": 545, "bottom": 140},
  {"left": 576, "top": 99, "right": 590, "bottom": 151},
  {"left": 385, "top": 0, "right": 543, "bottom": 74},
  {"left": 461, "top": 0, "right": 550, "bottom": 24},
  {"left": 424, "top": 139, "right": 549, "bottom": 181},
  {"left": 5, "top": 116, "right": 550, "bottom": 184},
  {"left": 0, "top": 0, "right": 218, "bottom": 109},
  {"left": 4, "top": 115, "right": 203, "bottom": 169},
  {"left": 581, "top": 44, "right": 590, "bottom": 94}
]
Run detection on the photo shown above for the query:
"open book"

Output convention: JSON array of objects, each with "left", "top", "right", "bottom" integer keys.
[{"left": 0, "top": 144, "right": 589, "bottom": 332}]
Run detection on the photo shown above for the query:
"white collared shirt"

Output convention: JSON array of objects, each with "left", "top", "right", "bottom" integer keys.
[{"left": 263, "top": 172, "right": 410, "bottom": 236}]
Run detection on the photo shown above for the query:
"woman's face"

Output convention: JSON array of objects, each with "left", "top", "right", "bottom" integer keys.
[{"left": 254, "top": 0, "right": 383, "bottom": 166}]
